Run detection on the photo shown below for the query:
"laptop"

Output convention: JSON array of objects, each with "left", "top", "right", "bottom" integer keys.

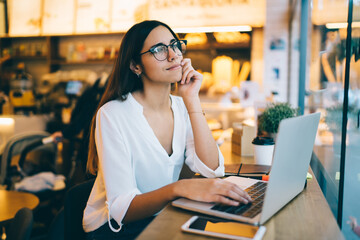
[{"left": 172, "top": 112, "right": 321, "bottom": 225}]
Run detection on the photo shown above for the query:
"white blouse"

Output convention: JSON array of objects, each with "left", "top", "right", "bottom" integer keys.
[{"left": 83, "top": 93, "right": 224, "bottom": 232}]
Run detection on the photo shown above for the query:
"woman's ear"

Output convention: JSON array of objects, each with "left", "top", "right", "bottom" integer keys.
[{"left": 130, "top": 61, "right": 142, "bottom": 76}]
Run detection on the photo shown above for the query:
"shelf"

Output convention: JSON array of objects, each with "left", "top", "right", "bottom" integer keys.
[
  {"left": 48, "top": 32, "right": 124, "bottom": 38},
  {"left": 51, "top": 59, "right": 115, "bottom": 65},
  {"left": 212, "top": 42, "right": 250, "bottom": 49},
  {"left": 187, "top": 42, "right": 249, "bottom": 50},
  {"left": 11, "top": 56, "right": 47, "bottom": 60},
  {"left": 0, "top": 33, "right": 124, "bottom": 38},
  {"left": 0, "top": 56, "right": 47, "bottom": 65},
  {"left": 0, "top": 35, "right": 47, "bottom": 39},
  {"left": 1, "top": 32, "right": 251, "bottom": 84}
]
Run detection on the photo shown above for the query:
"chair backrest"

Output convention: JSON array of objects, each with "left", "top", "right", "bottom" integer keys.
[
  {"left": 47, "top": 207, "right": 64, "bottom": 240},
  {"left": 64, "top": 178, "right": 95, "bottom": 240},
  {"left": 0, "top": 131, "right": 56, "bottom": 186},
  {"left": 7, "top": 207, "right": 33, "bottom": 240}
]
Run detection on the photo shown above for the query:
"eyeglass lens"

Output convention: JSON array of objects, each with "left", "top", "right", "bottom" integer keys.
[{"left": 153, "top": 41, "right": 186, "bottom": 61}]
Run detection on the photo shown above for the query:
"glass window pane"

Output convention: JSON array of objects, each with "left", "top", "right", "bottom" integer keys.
[
  {"left": 308, "top": 0, "right": 349, "bottom": 227},
  {"left": 308, "top": 1, "right": 360, "bottom": 238},
  {"left": 342, "top": 1, "right": 360, "bottom": 238}
]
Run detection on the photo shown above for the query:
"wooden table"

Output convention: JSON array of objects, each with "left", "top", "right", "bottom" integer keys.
[
  {"left": 0, "top": 190, "right": 39, "bottom": 223},
  {"left": 137, "top": 142, "right": 344, "bottom": 240}
]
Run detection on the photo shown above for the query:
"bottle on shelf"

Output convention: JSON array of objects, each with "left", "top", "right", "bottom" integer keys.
[
  {"left": 76, "top": 42, "right": 87, "bottom": 62},
  {"left": 9, "top": 62, "right": 36, "bottom": 111},
  {"left": 67, "top": 43, "right": 76, "bottom": 62}
]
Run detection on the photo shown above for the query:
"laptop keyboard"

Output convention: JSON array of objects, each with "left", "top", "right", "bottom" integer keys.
[{"left": 211, "top": 181, "right": 267, "bottom": 218}]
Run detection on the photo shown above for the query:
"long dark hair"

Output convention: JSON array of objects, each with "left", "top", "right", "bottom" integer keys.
[{"left": 87, "top": 20, "right": 179, "bottom": 175}]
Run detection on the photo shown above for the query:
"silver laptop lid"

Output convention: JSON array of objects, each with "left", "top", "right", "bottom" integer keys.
[{"left": 260, "top": 112, "right": 320, "bottom": 224}]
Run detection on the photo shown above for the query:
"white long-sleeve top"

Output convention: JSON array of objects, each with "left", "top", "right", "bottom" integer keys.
[{"left": 83, "top": 93, "right": 224, "bottom": 232}]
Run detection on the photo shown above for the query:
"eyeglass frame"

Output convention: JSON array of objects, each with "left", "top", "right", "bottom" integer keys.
[{"left": 139, "top": 40, "right": 187, "bottom": 61}]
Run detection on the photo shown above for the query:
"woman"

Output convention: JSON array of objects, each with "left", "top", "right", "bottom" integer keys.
[{"left": 83, "top": 20, "right": 251, "bottom": 239}]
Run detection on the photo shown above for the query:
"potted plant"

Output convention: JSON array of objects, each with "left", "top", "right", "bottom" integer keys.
[{"left": 258, "top": 102, "right": 298, "bottom": 139}]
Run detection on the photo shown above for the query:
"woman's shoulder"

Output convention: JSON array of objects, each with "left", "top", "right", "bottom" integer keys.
[
  {"left": 98, "top": 97, "right": 132, "bottom": 115},
  {"left": 170, "top": 95, "right": 188, "bottom": 115},
  {"left": 170, "top": 94, "right": 185, "bottom": 106},
  {"left": 100, "top": 99, "right": 124, "bottom": 111}
]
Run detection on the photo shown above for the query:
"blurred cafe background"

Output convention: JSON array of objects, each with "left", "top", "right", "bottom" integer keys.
[{"left": 0, "top": 0, "right": 359, "bottom": 239}]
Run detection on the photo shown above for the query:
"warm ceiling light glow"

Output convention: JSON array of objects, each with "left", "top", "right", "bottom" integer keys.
[
  {"left": 173, "top": 25, "right": 252, "bottom": 33},
  {"left": 0, "top": 117, "right": 14, "bottom": 126},
  {"left": 326, "top": 22, "right": 360, "bottom": 29},
  {"left": 0, "top": 117, "right": 15, "bottom": 134}
]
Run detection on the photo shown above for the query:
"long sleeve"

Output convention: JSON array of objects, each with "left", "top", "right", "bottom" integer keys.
[{"left": 86, "top": 107, "right": 141, "bottom": 231}]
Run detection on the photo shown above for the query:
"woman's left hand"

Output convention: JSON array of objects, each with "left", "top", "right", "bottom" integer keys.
[{"left": 177, "top": 58, "right": 203, "bottom": 99}]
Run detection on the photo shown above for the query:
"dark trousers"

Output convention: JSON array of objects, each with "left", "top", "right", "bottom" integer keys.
[{"left": 86, "top": 217, "right": 154, "bottom": 240}]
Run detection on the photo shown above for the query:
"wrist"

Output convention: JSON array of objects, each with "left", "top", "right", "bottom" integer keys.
[
  {"left": 170, "top": 180, "right": 181, "bottom": 200},
  {"left": 171, "top": 179, "right": 188, "bottom": 200},
  {"left": 183, "top": 95, "right": 200, "bottom": 104},
  {"left": 188, "top": 110, "right": 205, "bottom": 116},
  {"left": 183, "top": 96, "right": 201, "bottom": 112}
]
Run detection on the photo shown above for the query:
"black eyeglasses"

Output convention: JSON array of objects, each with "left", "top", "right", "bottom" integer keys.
[{"left": 139, "top": 40, "right": 187, "bottom": 61}]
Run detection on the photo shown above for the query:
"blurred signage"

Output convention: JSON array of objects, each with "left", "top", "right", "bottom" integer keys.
[
  {"left": 75, "top": 0, "right": 111, "bottom": 33},
  {"left": 42, "top": 0, "right": 75, "bottom": 35},
  {"left": 8, "top": 0, "right": 266, "bottom": 36},
  {"left": 111, "top": 0, "right": 148, "bottom": 32},
  {"left": 148, "top": 0, "right": 265, "bottom": 28},
  {"left": 312, "top": 0, "right": 360, "bottom": 25},
  {"left": 8, "top": 0, "right": 42, "bottom": 36}
]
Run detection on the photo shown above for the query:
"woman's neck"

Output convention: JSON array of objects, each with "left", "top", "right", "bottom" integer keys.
[{"left": 133, "top": 86, "right": 171, "bottom": 111}]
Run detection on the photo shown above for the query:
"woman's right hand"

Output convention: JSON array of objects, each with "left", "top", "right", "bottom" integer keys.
[{"left": 173, "top": 178, "right": 252, "bottom": 206}]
